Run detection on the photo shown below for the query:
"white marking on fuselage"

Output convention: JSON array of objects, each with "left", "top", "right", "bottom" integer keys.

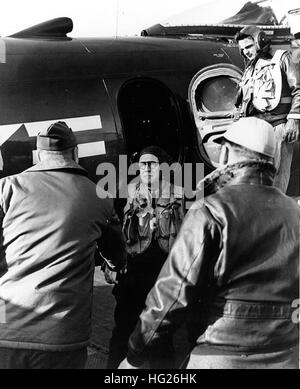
[
  {"left": 0, "top": 115, "right": 102, "bottom": 146},
  {"left": 0, "top": 124, "right": 20, "bottom": 145},
  {"left": 25, "top": 115, "right": 102, "bottom": 137},
  {"left": 78, "top": 141, "right": 106, "bottom": 158}
]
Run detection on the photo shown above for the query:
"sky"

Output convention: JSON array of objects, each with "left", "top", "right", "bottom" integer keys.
[
  {"left": 0, "top": 0, "right": 206, "bottom": 37},
  {"left": 0, "top": 0, "right": 298, "bottom": 38}
]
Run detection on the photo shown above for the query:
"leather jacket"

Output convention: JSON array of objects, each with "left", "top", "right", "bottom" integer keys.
[
  {"left": 126, "top": 162, "right": 299, "bottom": 366},
  {"left": 236, "top": 50, "right": 300, "bottom": 126}
]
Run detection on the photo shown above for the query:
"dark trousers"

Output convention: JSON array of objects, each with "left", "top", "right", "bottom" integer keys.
[
  {"left": 0, "top": 347, "right": 87, "bottom": 369},
  {"left": 107, "top": 245, "right": 175, "bottom": 369},
  {"left": 107, "top": 278, "right": 175, "bottom": 369}
]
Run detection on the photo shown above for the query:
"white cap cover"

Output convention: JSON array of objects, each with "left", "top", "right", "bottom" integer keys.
[{"left": 214, "top": 117, "right": 276, "bottom": 158}]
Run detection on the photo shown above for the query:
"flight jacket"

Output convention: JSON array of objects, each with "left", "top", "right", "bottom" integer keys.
[{"left": 126, "top": 161, "right": 299, "bottom": 366}]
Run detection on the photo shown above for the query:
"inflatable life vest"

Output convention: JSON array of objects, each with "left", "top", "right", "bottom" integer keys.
[
  {"left": 122, "top": 180, "right": 184, "bottom": 256},
  {"left": 240, "top": 50, "right": 287, "bottom": 114}
]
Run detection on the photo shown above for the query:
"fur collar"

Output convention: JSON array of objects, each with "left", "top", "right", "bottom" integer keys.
[{"left": 197, "top": 160, "right": 276, "bottom": 196}]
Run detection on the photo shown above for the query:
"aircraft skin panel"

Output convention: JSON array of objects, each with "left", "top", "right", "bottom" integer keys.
[
  {"left": 0, "top": 37, "right": 242, "bottom": 83},
  {"left": 2, "top": 37, "right": 85, "bottom": 55}
]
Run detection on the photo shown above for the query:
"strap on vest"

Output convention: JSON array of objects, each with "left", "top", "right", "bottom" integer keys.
[
  {"left": 240, "top": 50, "right": 288, "bottom": 115},
  {"left": 123, "top": 206, "right": 138, "bottom": 244},
  {"left": 280, "top": 96, "right": 292, "bottom": 104},
  {"left": 123, "top": 182, "right": 183, "bottom": 255}
]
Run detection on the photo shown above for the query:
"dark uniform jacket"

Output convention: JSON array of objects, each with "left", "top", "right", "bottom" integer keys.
[
  {"left": 0, "top": 160, "right": 125, "bottom": 351},
  {"left": 125, "top": 161, "right": 299, "bottom": 366}
]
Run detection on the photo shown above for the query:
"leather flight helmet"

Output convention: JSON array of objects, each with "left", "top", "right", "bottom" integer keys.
[{"left": 235, "top": 26, "right": 270, "bottom": 57}]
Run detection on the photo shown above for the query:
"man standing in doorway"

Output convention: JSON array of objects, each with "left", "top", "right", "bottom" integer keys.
[{"left": 235, "top": 26, "right": 300, "bottom": 193}]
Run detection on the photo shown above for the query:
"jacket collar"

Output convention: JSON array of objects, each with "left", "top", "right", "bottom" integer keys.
[
  {"left": 197, "top": 160, "right": 276, "bottom": 197},
  {"left": 25, "top": 159, "right": 88, "bottom": 176},
  {"left": 246, "top": 50, "right": 273, "bottom": 68}
]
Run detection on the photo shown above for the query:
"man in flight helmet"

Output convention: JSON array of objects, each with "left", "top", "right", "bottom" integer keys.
[{"left": 234, "top": 26, "right": 300, "bottom": 193}]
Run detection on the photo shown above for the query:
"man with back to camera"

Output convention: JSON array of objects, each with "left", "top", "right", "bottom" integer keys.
[
  {"left": 235, "top": 26, "right": 300, "bottom": 193},
  {"left": 118, "top": 117, "right": 299, "bottom": 369},
  {"left": 0, "top": 121, "right": 126, "bottom": 369}
]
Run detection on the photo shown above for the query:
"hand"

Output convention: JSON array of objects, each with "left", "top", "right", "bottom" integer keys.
[
  {"left": 103, "top": 262, "right": 127, "bottom": 284},
  {"left": 103, "top": 265, "right": 118, "bottom": 285},
  {"left": 283, "top": 119, "right": 300, "bottom": 143},
  {"left": 232, "top": 107, "right": 241, "bottom": 120},
  {"left": 118, "top": 358, "right": 140, "bottom": 369}
]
